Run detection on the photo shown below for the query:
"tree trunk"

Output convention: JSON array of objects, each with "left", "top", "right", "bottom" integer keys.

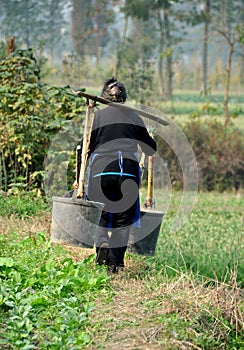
[
  {"left": 202, "top": 0, "right": 210, "bottom": 96},
  {"left": 1, "top": 150, "right": 8, "bottom": 192},
  {"left": 114, "top": 16, "right": 129, "bottom": 77},
  {"left": 164, "top": 9, "right": 173, "bottom": 99},
  {"left": 50, "top": 46, "right": 54, "bottom": 67},
  {"left": 157, "top": 10, "right": 165, "bottom": 96},
  {"left": 6, "top": 36, "right": 15, "bottom": 57},
  {"left": 224, "top": 40, "right": 234, "bottom": 127},
  {"left": 71, "top": 0, "right": 91, "bottom": 57}
]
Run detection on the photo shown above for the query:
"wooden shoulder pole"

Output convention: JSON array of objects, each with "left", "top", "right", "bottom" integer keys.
[
  {"left": 77, "top": 104, "right": 95, "bottom": 198},
  {"left": 145, "top": 155, "right": 154, "bottom": 209}
]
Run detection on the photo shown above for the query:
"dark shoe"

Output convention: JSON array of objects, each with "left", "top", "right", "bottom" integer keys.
[
  {"left": 107, "top": 264, "right": 124, "bottom": 275},
  {"left": 107, "top": 246, "right": 126, "bottom": 269},
  {"left": 107, "top": 264, "right": 117, "bottom": 274},
  {"left": 95, "top": 243, "right": 109, "bottom": 265}
]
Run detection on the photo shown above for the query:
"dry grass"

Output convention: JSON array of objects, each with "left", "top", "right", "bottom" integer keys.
[
  {"left": 0, "top": 213, "right": 94, "bottom": 261},
  {"left": 0, "top": 213, "right": 51, "bottom": 237},
  {"left": 87, "top": 258, "right": 244, "bottom": 349}
]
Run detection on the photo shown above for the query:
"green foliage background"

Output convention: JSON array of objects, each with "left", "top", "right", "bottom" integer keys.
[
  {"left": 0, "top": 49, "right": 243, "bottom": 193},
  {"left": 0, "top": 52, "right": 86, "bottom": 193}
]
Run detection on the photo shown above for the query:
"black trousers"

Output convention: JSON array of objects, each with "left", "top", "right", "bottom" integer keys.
[{"left": 88, "top": 158, "right": 140, "bottom": 266}]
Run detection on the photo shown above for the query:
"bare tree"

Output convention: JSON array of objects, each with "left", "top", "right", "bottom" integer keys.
[
  {"left": 217, "top": 31, "right": 238, "bottom": 126},
  {"left": 202, "top": 0, "right": 210, "bottom": 96},
  {"left": 212, "top": 0, "right": 244, "bottom": 126}
]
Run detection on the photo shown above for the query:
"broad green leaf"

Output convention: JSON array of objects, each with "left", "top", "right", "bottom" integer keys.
[{"left": 0, "top": 257, "right": 15, "bottom": 267}]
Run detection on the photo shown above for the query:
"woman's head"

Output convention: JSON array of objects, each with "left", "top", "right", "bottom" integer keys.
[{"left": 101, "top": 77, "right": 127, "bottom": 103}]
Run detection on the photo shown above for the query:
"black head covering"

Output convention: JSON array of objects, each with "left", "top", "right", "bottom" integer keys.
[{"left": 101, "top": 77, "right": 127, "bottom": 103}]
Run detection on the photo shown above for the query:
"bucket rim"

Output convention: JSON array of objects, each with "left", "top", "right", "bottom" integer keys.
[
  {"left": 140, "top": 209, "right": 164, "bottom": 215},
  {"left": 52, "top": 196, "right": 104, "bottom": 210}
]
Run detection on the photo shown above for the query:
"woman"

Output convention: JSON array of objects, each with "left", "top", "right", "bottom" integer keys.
[{"left": 87, "top": 77, "right": 157, "bottom": 272}]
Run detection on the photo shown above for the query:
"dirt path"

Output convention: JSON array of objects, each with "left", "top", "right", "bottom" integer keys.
[
  {"left": 87, "top": 258, "right": 205, "bottom": 350},
  {"left": 87, "top": 259, "right": 244, "bottom": 350},
  {"left": 61, "top": 243, "right": 199, "bottom": 349},
  {"left": 89, "top": 274, "right": 169, "bottom": 350}
]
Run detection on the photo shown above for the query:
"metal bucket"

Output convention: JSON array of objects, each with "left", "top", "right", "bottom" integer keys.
[
  {"left": 50, "top": 196, "right": 104, "bottom": 248},
  {"left": 127, "top": 210, "right": 164, "bottom": 256}
]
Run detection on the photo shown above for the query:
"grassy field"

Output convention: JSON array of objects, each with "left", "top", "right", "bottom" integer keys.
[
  {"left": 161, "top": 91, "right": 244, "bottom": 116},
  {"left": 0, "top": 191, "right": 243, "bottom": 349},
  {"left": 155, "top": 191, "right": 244, "bottom": 284}
]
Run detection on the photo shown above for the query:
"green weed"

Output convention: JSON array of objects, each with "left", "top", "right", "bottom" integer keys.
[
  {"left": 0, "top": 193, "right": 48, "bottom": 218},
  {"left": 0, "top": 232, "right": 111, "bottom": 349}
]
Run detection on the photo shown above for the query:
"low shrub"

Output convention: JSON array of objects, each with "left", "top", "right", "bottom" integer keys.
[
  {"left": 156, "top": 118, "right": 244, "bottom": 191},
  {"left": 185, "top": 118, "right": 244, "bottom": 191},
  {"left": 0, "top": 51, "right": 86, "bottom": 193}
]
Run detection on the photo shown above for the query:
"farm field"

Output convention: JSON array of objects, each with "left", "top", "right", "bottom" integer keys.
[
  {"left": 86, "top": 88, "right": 244, "bottom": 132},
  {"left": 0, "top": 191, "right": 243, "bottom": 349},
  {"left": 161, "top": 91, "right": 244, "bottom": 133},
  {"left": 161, "top": 90, "right": 244, "bottom": 114},
  {"left": 1, "top": 3, "right": 244, "bottom": 348}
]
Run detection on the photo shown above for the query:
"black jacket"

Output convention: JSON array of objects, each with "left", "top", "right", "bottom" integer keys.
[{"left": 88, "top": 105, "right": 156, "bottom": 159}]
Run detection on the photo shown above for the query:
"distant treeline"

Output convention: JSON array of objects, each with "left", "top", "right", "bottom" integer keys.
[{"left": 0, "top": 0, "right": 244, "bottom": 97}]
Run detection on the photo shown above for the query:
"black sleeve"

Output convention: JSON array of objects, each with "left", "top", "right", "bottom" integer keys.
[
  {"left": 138, "top": 127, "right": 156, "bottom": 155},
  {"left": 135, "top": 116, "right": 157, "bottom": 155}
]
